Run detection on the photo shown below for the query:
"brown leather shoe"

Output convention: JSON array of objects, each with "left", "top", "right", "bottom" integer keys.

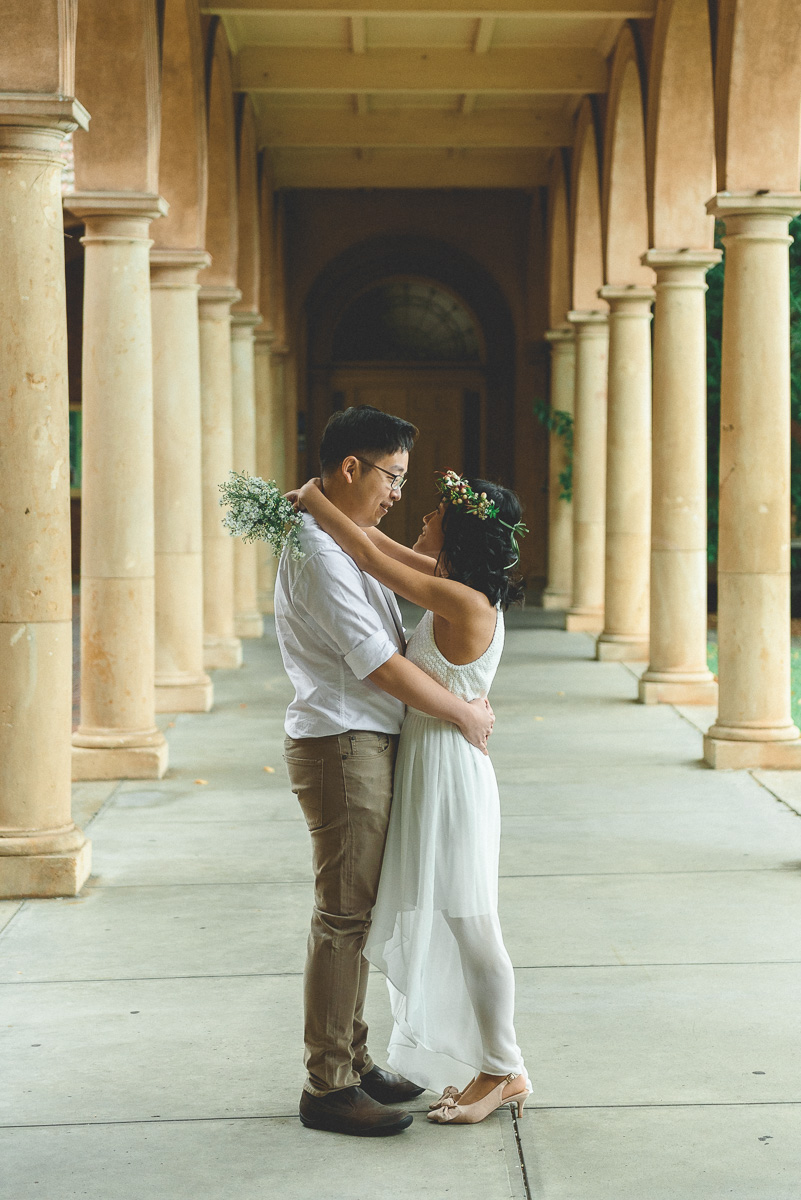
[
  {"left": 299, "top": 1086, "right": 413, "bottom": 1137},
  {"left": 359, "top": 1065, "right": 426, "bottom": 1105}
]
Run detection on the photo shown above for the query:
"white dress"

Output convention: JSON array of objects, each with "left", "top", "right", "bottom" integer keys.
[{"left": 364, "top": 607, "right": 526, "bottom": 1094}]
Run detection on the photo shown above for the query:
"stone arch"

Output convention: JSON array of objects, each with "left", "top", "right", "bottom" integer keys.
[
  {"left": 234, "top": 96, "right": 260, "bottom": 315},
  {"left": 203, "top": 17, "right": 238, "bottom": 287},
  {"left": 646, "top": 0, "right": 715, "bottom": 249},
  {"left": 304, "top": 233, "right": 516, "bottom": 482},
  {"left": 72, "top": 0, "right": 160, "bottom": 191},
  {"left": 602, "top": 25, "right": 652, "bottom": 286},
  {"left": 715, "top": 0, "right": 801, "bottom": 192},
  {"left": 546, "top": 150, "right": 572, "bottom": 330},
  {"left": 152, "top": 0, "right": 207, "bottom": 253},
  {"left": 570, "top": 98, "right": 606, "bottom": 311}
]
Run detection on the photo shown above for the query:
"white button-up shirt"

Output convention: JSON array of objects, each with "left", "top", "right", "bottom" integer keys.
[{"left": 275, "top": 514, "right": 406, "bottom": 739}]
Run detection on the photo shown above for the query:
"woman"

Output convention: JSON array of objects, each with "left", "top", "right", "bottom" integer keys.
[{"left": 296, "top": 469, "right": 530, "bottom": 1125}]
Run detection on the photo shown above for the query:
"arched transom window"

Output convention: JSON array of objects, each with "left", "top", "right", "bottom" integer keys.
[{"left": 331, "top": 279, "right": 482, "bottom": 363}]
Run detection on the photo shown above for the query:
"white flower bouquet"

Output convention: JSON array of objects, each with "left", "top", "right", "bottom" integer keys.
[{"left": 218, "top": 470, "right": 304, "bottom": 560}]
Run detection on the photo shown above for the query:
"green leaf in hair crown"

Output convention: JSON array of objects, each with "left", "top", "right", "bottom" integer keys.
[
  {"left": 218, "top": 471, "right": 304, "bottom": 560},
  {"left": 435, "top": 470, "right": 529, "bottom": 565}
]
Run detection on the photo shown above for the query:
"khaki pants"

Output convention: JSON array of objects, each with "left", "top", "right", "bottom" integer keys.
[{"left": 284, "top": 729, "right": 398, "bottom": 1096}]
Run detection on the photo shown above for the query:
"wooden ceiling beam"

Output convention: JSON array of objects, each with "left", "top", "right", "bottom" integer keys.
[
  {"left": 258, "top": 106, "right": 572, "bottom": 147},
  {"left": 236, "top": 46, "right": 607, "bottom": 93},
  {"left": 270, "top": 147, "right": 549, "bottom": 187},
  {"left": 204, "top": 1, "right": 653, "bottom": 15}
]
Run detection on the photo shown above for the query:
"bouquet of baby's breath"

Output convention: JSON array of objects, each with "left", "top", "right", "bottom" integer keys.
[{"left": 218, "top": 470, "right": 304, "bottom": 560}]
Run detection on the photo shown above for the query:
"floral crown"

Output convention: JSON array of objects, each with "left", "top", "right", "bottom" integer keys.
[{"left": 435, "top": 470, "right": 529, "bottom": 566}]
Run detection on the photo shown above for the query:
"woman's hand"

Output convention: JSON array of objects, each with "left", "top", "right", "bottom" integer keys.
[{"left": 297, "top": 477, "right": 323, "bottom": 509}]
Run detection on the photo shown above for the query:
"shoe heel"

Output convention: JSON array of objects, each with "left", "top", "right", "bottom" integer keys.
[{"left": 512, "top": 1092, "right": 528, "bottom": 1119}]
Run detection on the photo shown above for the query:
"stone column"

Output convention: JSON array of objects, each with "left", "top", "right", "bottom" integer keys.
[
  {"left": 638, "top": 250, "right": 721, "bottom": 704},
  {"left": 565, "top": 312, "right": 609, "bottom": 633},
  {"left": 151, "top": 249, "right": 213, "bottom": 712},
  {"left": 541, "top": 329, "right": 575, "bottom": 610},
  {"left": 270, "top": 346, "right": 288, "bottom": 493},
  {"left": 254, "top": 329, "right": 277, "bottom": 614},
  {"left": 198, "top": 286, "right": 243, "bottom": 670},
  {"left": 703, "top": 194, "right": 801, "bottom": 767},
  {"left": 70, "top": 194, "right": 169, "bottom": 780},
  {"left": 231, "top": 312, "right": 264, "bottom": 639},
  {"left": 596, "top": 286, "right": 655, "bottom": 661},
  {"left": 0, "top": 102, "right": 92, "bottom": 897}
]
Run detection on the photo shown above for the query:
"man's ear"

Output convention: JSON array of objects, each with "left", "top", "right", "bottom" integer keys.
[{"left": 340, "top": 455, "right": 359, "bottom": 484}]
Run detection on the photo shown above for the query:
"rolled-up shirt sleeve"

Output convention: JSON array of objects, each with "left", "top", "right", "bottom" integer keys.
[{"left": 293, "top": 550, "right": 399, "bottom": 680}]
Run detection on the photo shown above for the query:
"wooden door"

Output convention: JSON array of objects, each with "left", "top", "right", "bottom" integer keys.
[{"left": 350, "top": 382, "right": 463, "bottom": 548}]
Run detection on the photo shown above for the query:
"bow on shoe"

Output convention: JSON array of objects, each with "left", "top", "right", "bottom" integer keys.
[
  {"left": 428, "top": 1085, "right": 461, "bottom": 1110},
  {"left": 427, "top": 1095, "right": 460, "bottom": 1123}
]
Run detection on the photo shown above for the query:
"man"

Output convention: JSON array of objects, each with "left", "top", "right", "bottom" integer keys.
[{"left": 275, "top": 405, "right": 494, "bottom": 1137}]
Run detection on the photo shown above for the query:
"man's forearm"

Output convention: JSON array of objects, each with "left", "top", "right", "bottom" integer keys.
[{"left": 367, "top": 653, "right": 467, "bottom": 724}]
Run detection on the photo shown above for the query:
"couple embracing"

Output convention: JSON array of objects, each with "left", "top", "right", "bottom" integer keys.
[{"left": 275, "top": 404, "right": 529, "bottom": 1137}]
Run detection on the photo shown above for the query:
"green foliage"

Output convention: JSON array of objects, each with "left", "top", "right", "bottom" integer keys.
[
  {"left": 533, "top": 397, "right": 574, "bottom": 502},
  {"left": 707, "top": 215, "right": 801, "bottom": 564}
]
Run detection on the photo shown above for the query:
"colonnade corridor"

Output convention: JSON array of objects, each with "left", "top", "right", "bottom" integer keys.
[{"left": 2, "top": 614, "right": 801, "bottom": 1198}]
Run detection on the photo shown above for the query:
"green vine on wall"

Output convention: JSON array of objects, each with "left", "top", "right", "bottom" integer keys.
[{"left": 533, "top": 398, "right": 574, "bottom": 502}]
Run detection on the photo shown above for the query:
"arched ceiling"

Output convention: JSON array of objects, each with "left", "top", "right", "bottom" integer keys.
[{"left": 201, "top": 0, "right": 656, "bottom": 188}]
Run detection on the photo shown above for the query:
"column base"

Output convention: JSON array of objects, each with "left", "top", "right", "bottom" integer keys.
[
  {"left": 638, "top": 672, "right": 718, "bottom": 706},
  {"left": 72, "top": 736, "right": 169, "bottom": 782},
  {"left": 0, "top": 838, "right": 92, "bottom": 899},
  {"left": 542, "top": 589, "right": 571, "bottom": 610},
  {"left": 596, "top": 635, "right": 650, "bottom": 662},
  {"left": 257, "top": 590, "right": 275, "bottom": 616},
  {"left": 155, "top": 674, "right": 214, "bottom": 713},
  {"left": 565, "top": 608, "right": 604, "bottom": 633},
  {"left": 235, "top": 611, "right": 264, "bottom": 639},
  {"left": 204, "top": 636, "right": 243, "bottom": 670},
  {"left": 704, "top": 726, "right": 801, "bottom": 769}
]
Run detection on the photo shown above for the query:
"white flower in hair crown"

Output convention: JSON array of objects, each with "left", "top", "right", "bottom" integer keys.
[
  {"left": 219, "top": 471, "right": 304, "bottom": 560},
  {"left": 435, "top": 470, "right": 529, "bottom": 565}
]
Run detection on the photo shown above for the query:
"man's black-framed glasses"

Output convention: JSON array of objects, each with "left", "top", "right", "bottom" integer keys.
[{"left": 354, "top": 456, "right": 408, "bottom": 491}]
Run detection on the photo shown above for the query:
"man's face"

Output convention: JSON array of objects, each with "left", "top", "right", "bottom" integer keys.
[{"left": 345, "top": 450, "right": 410, "bottom": 527}]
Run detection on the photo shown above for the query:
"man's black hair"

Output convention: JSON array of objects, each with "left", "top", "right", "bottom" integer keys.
[{"left": 319, "top": 405, "right": 418, "bottom": 475}]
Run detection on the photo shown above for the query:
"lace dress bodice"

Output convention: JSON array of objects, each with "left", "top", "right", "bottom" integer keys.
[{"left": 406, "top": 607, "right": 504, "bottom": 704}]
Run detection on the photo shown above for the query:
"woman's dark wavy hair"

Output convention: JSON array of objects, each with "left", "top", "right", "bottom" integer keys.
[{"left": 439, "top": 477, "right": 525, "bottom": 611}]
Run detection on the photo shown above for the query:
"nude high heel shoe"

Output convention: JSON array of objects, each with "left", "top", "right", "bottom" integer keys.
[{"left": 426, "top": 1072, "right": 530, "bottom": 1125}]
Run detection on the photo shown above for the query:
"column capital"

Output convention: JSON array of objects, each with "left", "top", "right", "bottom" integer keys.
[
  {"left": 198, "top": 285, "right": 242, "bottom": 319},
  {"left": 150, "top": 248, "right": 211, "bottom": 289},
  {"left": 150, "top": 247, "right": 211, "bottom": 271},
  {"left": 642, "top": 248, "right": 722, "bottom": 274},
  {"left": 567, "top": 310, "right": 608, "bottom": 338},
  {"left": 598, "top": 284, "right": 655, "bottom": 309},
  {"left": 544, "top": 326, "right": 575, "bottom": 345},
  {"left": 65, "top": 191, "right": 168, "bottom": 223},
  {"left": 707, "top": 191, "right": 801, "bottom": 222},
  {"left": 0, "top": 94, "right": 89, "bottom": 145},
  {"left": 254, "top": 328, "right": 276, "bottom": 350},
  {"left": 231, "top": 311, "right": 262, "bottom": 336}
]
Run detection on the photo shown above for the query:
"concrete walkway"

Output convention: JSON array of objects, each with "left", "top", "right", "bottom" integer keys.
[{"left": 3, "top": 615, "right": 801, "bottom": 1199}]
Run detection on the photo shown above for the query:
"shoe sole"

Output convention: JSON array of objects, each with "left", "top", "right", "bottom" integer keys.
[{"left": 299, "top": 1112, "right": 414, "bottom": 1137}]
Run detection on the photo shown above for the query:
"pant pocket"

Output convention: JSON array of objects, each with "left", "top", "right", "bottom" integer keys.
[
  {"left": 284, "top": 756, "right": 324, "bottom": 831},
  {"left": 344, "top": 732, "right": 392, "bottom": 758}
]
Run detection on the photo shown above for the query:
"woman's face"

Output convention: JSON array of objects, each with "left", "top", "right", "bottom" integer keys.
[{"left": 412, "top": 501, "right": 446, "bottom": 559}]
